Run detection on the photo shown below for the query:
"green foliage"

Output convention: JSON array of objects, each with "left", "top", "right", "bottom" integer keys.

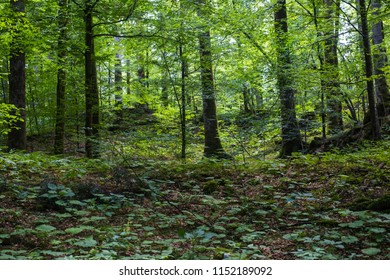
[
  {"left": 1, "top": 0, "right": 390, "bottom": 261},
  {"left": 1, "top": 142, "right": 389, "bottom": 260},
  {"left": 0, "top": 103, "right": 23, "bottom": 136}
]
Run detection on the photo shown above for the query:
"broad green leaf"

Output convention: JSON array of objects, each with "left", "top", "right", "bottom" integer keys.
[
  {"left": 74, "top": 236, "right": 97, "bottom": 248},
  {"left": 35, "top": 225, "right": 56, "bottom": 232},
  {"left": 362, "top": 248, "right": 381, "bottom": 256},
  {"left": 341, "top": 235, "right": 359, "bottom": 244},
  {"left": 64, "top": 225, "right": 95, "bottom": 234},
  {"left": 368, "top": 227, "right": 386, "bottom": 234}
]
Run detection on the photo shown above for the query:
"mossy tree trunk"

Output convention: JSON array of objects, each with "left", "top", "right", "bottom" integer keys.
[
  {"left": 197, "top": 0, "right": 228, "bottom": 158},
  {"left": 359, "top": 0, "right": 381, "bottom": 139},
  {"left": 323, "top": 0, "right": 343, "bottom": 134},
  {"left": 84, "top": 0, "right": 100, "bottom": 158},
  {"left": 54, "top": 0, "right": 69, "bottom": 154},
  {"left": 274, "top": 0, "right": 302, "bottom": 157},
  {"left": 7, "top": 0, "right": 26, "bottom": 151},
  {"left": 372, "top": 0, "right": 390, "bottom": 115}
]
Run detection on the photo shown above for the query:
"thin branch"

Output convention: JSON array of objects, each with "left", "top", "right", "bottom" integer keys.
[
  {"left": 295, "top": 0, "right": 313, "bottom": 17},
  {"left": 93, "top": 0, "right": 138, "bottom": 28},
  {"left": 70, "top": 0, "right": 82, "bottom": 9},
  {"left": 340, "top": 0, "right": 358, "bottom": 12},
  {"left": 91, "top": 0, "right": 100, "bottom": 10},
  {"left": 93, "top": 29, "right": 168, "bottom": 40},
  {"left": 241, "top": 31, "right": 274, "bottom": 66}
]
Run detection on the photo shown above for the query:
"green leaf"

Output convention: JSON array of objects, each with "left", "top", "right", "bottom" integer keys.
[
  {"left": 74, "top": 236, "right": 97, "bottom": 248},
  {"left": 341, "top": 235, "right": 359, "bottom": 244},
  {"left": 361, "top": 248, "right": 381, "bottom": 256},
  {"left": 177, "top": 228, "right": 186, "bottom": 238},
  {"left": 283, "top": 233, "right": 299, "bottom": 240},
  {"left": 40, "top": 250, "right": 66, "bottom": 257},
  {"left": 368, "top": 227, "right": 386, "bottom": 234},
  {"left": 65, "top": 227, "right": 85, "bottom": 234},
  {"left": 143, "top": 226, "right": 155, "bottom": 231},
  {"left": 340, "top": 220, "right": 364, "bottom": 228},
  {"left": 35, "top": 225, "right": 56, "bottom": 232}
]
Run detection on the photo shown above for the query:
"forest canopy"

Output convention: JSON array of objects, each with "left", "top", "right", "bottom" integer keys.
[{"left": 0, "top": 0, "right": 389, "bottom": 157}]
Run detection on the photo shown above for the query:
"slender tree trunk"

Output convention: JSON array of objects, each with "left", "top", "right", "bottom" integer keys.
[
  {"left": 54, "top": 0, "right": 68, "bottom": 154},
  {"left": 242, "top": 84, "right": 251, "bottom": 113},
  {"left": 323, "top": 0, "right": 343, "bottom": 134},
  {"left": 311, "top": 0, "right": 327, "bottom": 139},
  {"left": 274, "top": 0, "right": 302, "bottom": 157},
  {"left": 1, "top": 59, "right": 8, "bottom": 103},
  {"left": 113, "top": 50, "right": 123, "bottom": 128},
  {"left": 179, "top": 43, "right": 187, "bottom": 160},
  {"left": 372, "top": 0, "right": 390, "bottom": 115},
  {"left": 198, "top": 0, "right": 228, "bottom": 158},
  {"left": 126, "top": 59, "right": 131, "bottom": 95},
  {"left": 84, "top": 0, "right": 100, "bottom": 158},
  {"left": 359, "top": 0, "right": 381, "bottom": 139},
  {"left": 7, "top": 0, "right": 26, "bottom": 150}
]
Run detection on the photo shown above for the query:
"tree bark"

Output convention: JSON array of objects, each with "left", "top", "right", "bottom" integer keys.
[
  {"left": 323, "top": 0, "right": 343, "bottom": 134},
  {"left": 7, "top": 0, "right": 26, "bottom": 151},
  {"left": 274, "top": 0, "right": 302, "bottom": 157},
  {"left": 359, "top": 0, "right": 381, "bottom": 139},
  {"left": 180, "top": 43, "right": 187, "bottom": 160},
  {"left": 113, "top": 50, "right": 123, "bottom": 128},
  {"left": 372, "top": 0, "right": 390, "bottom": 114},
  {"left": 54, "top": 0, "right": 69, "bottom": 154},
  {"left": 198, "top": 0, "right": 228, "bottom": 158},
  {"left": 84, "top": 0, "right": 100, "bottom": 158}
]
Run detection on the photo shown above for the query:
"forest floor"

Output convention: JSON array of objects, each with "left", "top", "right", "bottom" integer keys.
[{"left": 1, "top": 139, "right": 389, "bottom": 260}]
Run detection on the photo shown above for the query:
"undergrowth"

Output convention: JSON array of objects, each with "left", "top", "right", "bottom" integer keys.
[{"left": 0, "top": 142, "right": 389, "bottom": 260}]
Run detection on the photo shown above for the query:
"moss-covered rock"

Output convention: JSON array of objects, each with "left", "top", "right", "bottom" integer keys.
[{"left": 349, "top": 194, "right": 390, "bottom": 212}]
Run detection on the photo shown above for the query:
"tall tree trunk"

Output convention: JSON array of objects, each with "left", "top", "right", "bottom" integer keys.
[
  {"left": 274, "top": 0, "right": 302, "bottom": 157},
  {"left": 198, "top": 0, "right": 228, "bottom": 158},
  {"left": 179, "top": 42, "right": 187, "bottom": 160},
  {"left": 126, "top": 59, "right": 131, "bottom": 95},
  {"left": 7, "top": 0, "right": 26, "bottom": 150},
  {"left": 311, "top": 0, "right": 327, "bottom": 139},
  {"left": 1, "top": 59, "right": 8, "bottom": 103},
  {"left": 54, "top": 0, "right": 69, "bottom": 154},
  {"left": 84, "top": 0, "right": 100, "bottom": 158},
  {"left": 372, "top": 0, "right": 390, "bottom": 115},
  {"left": 359, "top": 0, "right": 381, "bottom": 139},
  {"left": 113, "top": 50, "right": 123, "bottom": 128},
  {"left": 323, "top": 0, "right": 343, "bottom": 134}
]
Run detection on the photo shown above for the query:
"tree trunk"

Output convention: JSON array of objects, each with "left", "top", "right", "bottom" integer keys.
[
  {"left": 84, "top": 0, "right": 100, "bottom": 158},
  {"left": 359, "top": 0, "right": 381, "bottom": 139},
  {"left": 198, "top": 0, "right": 228, "bottom": 158},
  {"left": 54, "top": 0, "right": 69, "bottom": 154},
  {"left": 180, "top": 43, "right": 187, "bottom": 160},
  {"left": 274, "top": 0, "right": 302, "bottom": 157},
  {"left": 7, "top": 0, "right": 26, "bottom": 151},
  {"left": 323, "top": 0, "right": 343, "bottom": 134},
  {"left": 126, "top": 59, "right": 131, "bottom": 95},
  {"left": 113, "top": 50, "right": 123, "bottom": 128},
  {"left": 372, "top": 0, "right": 390, "bottom": 115}
]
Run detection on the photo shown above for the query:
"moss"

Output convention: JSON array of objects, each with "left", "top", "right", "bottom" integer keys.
[
  {"left": 316, "top": 219, "right": 339, "bottom": 227},
  {"left": 202, "top": 180, "right": 219, "bottom": 195},
  {"left": 349, "top": 194, "right": 390, "bottom": 212}
]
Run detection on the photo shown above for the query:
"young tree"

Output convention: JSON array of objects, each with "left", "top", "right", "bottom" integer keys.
[
  {"left": 7, "top": 0, "right": 26, "bottom": 150},
  {"left": 274, "top": 0, "right": 302, "bottom": 157},
  {"left": 197, "top": 0, "right": 229, "bottom": 158},
  {"left": 54, "top": 0, "right": 69, "bottom": 154}
]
